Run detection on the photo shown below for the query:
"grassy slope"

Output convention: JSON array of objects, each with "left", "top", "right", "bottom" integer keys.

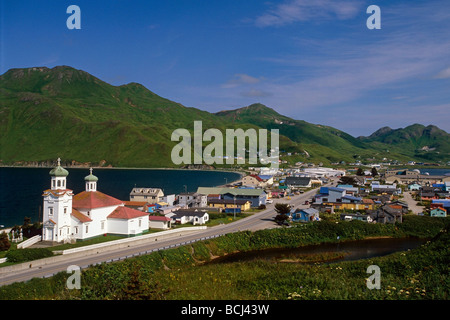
[
  {"left": 0, "top": 215, "right": 448, "bottom": 300},
  {"left": 1, "top": 67, "right": 448, "bottom": 167}
]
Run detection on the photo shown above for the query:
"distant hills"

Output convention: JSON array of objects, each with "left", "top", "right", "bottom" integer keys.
[{"left": 0, "top": 66, "right": 448, "bottom": 167}]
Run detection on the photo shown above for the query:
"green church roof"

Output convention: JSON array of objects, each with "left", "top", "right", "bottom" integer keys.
[
  {"left": 49, "top": 158, "right": 69, "bottom": 177},
  {"left": 84, "top": 168, "right": 98, "bottom": 181},
  {"left": 49, "top": 166, "right": 69, "bottom": 177}
]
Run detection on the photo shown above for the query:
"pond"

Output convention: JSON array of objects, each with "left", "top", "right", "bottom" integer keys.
[{"left": 208, "top": 237, "right": 428, "bottom": 265}]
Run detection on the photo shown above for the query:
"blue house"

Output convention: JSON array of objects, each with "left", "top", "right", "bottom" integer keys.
[
  {"left": 291, "top": 208, "right": 320, "bottom": 222},
  {"left": 431, "top": 199, "right": 450, "bottom": 211},
  {"left": 430, "top": 207, "right": 447, "bottom": 218}
]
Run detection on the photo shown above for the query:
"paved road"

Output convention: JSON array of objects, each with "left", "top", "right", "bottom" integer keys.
[
  {"left": 402, "top": 191, "right": 423, "bottom": 214},
  {"left": 0, "top": 183, "right": 326, "bottom": 287}
]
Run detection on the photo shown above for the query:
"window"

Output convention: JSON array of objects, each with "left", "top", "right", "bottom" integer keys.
[
  {"left": 101, "top": 221, "right": 105, "bottom": 230},
  {"left": 49, "top": 207, "right": 53, "bottom": 216},
  {"left": 86, "top": 225, "right": 89, "bottom": 233},
  {"left": 64, "top": 207, "right": 67, "bottom": 214},
  {"left": 139, "top": 219, "right": 142, "bottom": 227}
]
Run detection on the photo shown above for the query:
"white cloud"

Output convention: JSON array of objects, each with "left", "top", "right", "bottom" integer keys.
[
  {"left": 254, "top": 0, "right": 361, "bottom": 27},
  {"left": 222, "top": 73, "right": 264, "bottom": 88},
  {"left": 435, "top": 67, "right": 450, "bottom": 79}
]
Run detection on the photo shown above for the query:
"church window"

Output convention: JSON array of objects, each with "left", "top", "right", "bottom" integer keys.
[
  {"left": 101, "top": 221, "right": 105, "bottom": 230},
  {"left": 64, "top": 207, "right": 67, "bottom": 214},
  {"left": 86, "top": 225, "right": 89, "bottom": 233},
  {"left": 57, "top": 180, "right": 61, "bottom": 187},
  {"left": 49, "top": 207, "right": 53, "bottom": 216}
]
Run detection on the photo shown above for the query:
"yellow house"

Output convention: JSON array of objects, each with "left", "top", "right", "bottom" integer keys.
[
  {"left": 208, "top": 199, "right": 251, "bottom": 212},
  {"left": 324, "top": 199, "right": 375, "bottom": 211}
]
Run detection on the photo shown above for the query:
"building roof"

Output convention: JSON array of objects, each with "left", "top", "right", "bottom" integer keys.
[
  {"left": 73, "top": 191, "right": 124, "bottom": 209},
  {"left": 208, "top": 198, "right": 250, "bottom": 205},
  {"left": 197, "top": 187, "right": 265, "bottom": 197},
  {"left": 108, "top": 206, "right": 149, "bottom": 220},
  {"left": 249, "top": 174, "right": 263, "bottom": 181},
  {"left": 172, "top": 210, "right": 208, "bottom": 218},
  {"left": 300, "top": 208, "right": 319, "bottom": 215},
  {"left": 49, "top": 165, "right": 69, "bottom": 177},
  {"left": 130, "top": 187, "right": 163, "bottom": 196},
  {"left": 71, "top": 208, "right": 92, "bottom": 223},
  {"left": 148, "top": 215, "right": 171, "bottom": 221},
  {"left": 285, "top": 177, "right": 311, "bottom": 186},
  {"left": 123, "top": 201, "right": 148, "bottom": 208}
]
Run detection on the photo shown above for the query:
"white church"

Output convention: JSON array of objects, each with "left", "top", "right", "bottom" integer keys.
[{"left": 42, "top": 159, "right": 150, "bottom": 243}]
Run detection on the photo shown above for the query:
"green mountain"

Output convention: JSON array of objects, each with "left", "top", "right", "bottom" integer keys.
[
  {"left": 0, "top": 66, "right": 448, "bottom": 167},
  {"left": 358, "top": 124, "right": 450, "bottom": 162}
]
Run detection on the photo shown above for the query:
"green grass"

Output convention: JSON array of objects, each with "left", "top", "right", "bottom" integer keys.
[{"left": 0, "top": 215, "right": 448, "bottom": 300}]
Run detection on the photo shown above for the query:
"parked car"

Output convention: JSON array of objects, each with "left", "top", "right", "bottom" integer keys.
[{"left": 266, "top": 199, "right": 273, "bottom": 204}]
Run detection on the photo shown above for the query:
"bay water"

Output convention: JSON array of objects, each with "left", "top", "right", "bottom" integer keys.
[{"left": 0, "top": 167, "right": 241, "bottom": 227}]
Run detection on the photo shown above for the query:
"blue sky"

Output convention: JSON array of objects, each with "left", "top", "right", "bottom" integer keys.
[{"left": 1, "top": 0, "right": 449, "bottom": 136}]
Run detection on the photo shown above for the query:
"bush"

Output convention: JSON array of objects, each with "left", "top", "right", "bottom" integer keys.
[
  {"left": 0, "top": 232, "right": 10, "bottom": 252},
  {"left": 5, "top": 248, "right": 53, "bottom": 263}
]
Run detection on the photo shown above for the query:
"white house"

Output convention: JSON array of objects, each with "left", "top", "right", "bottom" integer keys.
[
  {"left": 171, "top": 209, "right": 209, "bottom": 225},
  {"left": 42, "top": 160, "right": 149, "bottom": 243}
]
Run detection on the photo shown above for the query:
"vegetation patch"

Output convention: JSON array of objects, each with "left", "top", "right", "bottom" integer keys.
[{"left": 0, "top": 215, "right": 448, "bottom": 300}]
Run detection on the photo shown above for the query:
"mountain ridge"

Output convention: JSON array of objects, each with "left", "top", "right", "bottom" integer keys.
[{"left": 1, "top": 66, "right": 448, "bottom": 167}]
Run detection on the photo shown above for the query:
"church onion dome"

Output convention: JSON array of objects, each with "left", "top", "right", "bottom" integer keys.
[
  {"left": 49, "top": 158, "right": 69, "bottom": 177},
  {"left": 85, "top": 168, "right": 98, "bottom": 182}
]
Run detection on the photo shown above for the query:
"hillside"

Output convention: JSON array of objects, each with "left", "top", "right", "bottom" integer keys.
[
  {"left": 0, "top": 66, "right": 448, "bottom": 167},
  {"left": 358, "top": 124, "right": 450, "bottom": 162}
]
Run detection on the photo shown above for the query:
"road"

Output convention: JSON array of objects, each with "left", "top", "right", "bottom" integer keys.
[
  {"left": 402, "top": 191, "right": 423, "bottom": 214},
  {"left": 0, "top": 184, "right": 325, "bottom": 287}
]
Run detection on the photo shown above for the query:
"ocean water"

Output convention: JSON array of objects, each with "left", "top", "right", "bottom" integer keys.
[{"left": 0, "top": 167, "right": 241, "bottom": 227}]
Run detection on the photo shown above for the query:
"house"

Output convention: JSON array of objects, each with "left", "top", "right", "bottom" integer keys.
[
  {"left": 207, "top": 199, "right": 251, "bottom": 213},
  {"left": 178, "top": 192, "right": 207, "bottom": 208},
  {"left": 242, "top": 175, "right": 264, "bottom": 187},
  {"left": 291, "top": 208, "right": 320, "bottom": 222},
  {"left": 197, "top": 187, "right": 267, "bottom": 207},
  {"left": 431, "top": 199, "right": 450, "bottom": 211},
  {"left": 42, "top": 162, "right": 149, "bottom": 243},
  {"left": 340, "top": 213, "right": 373, "bottom": 223},
  {"left": 162, "top": 194, "right": 176, "bottom": 206},
  {"left": 369, "top": 204, "right": 403, "bottom": 224},
  {"left": 171, "top": 209, "right": 209, "bottom": 225},
  {"left": 337, "top": 184, "right": 360, "bottom": 196},
  {"left": 130, "top": 187, "right": 164, "bottom": 204},
  {"left": 285, "top": 177, "right": 312, "bottom": 189},
  {"left": 408, "top": 183, "right": 422, "bottom": 191},
  {"left": 430, "top": 207, "right": 447, "bottom": 218},
  {"left": 258, "top": 175, "right": 274, "bottom": 186},
  {"left": 314, "top": 187, "right": 346, "bottom": 204},
  {"left": 148, "top": 215, "right": 171, "bottom": 229}
]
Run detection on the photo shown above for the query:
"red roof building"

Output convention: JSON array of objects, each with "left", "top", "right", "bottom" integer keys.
[
  {"left": 73, "top": 191, "right": 124, "bottom": 209},
  {"left": 108, "top": 206, "right": 149, "bottom": 220}
]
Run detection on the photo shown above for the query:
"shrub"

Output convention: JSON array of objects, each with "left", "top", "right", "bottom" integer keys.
[
  {"left": 5, "top": 248, "right": 53, "bottom": 263},
  {"left": 0, "top": 232, "right": 10, "bottom": 252}
]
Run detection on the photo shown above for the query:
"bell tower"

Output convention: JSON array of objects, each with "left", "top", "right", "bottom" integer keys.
[
  {"left": 42, "top": 158, "right": 73, "bottom": 243},
  {"left": 85, "top": 168, "right": 98, "bottom": 192}
]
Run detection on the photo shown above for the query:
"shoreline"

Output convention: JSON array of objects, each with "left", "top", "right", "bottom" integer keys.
[{"left": 0, "top": 166, "right": 246, "bottom": 229}]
